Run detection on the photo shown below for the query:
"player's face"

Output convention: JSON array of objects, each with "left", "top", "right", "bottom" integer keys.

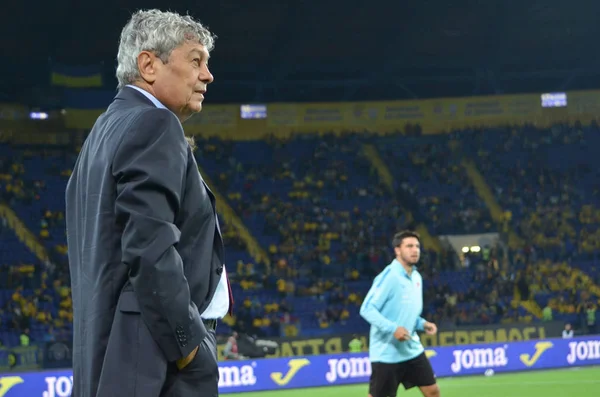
[
  {"left": 152, "top": 41, "right": 214, "bottom": 121},
  {"left": 395, "top": 237, "right": 421, "bottom": 265}
]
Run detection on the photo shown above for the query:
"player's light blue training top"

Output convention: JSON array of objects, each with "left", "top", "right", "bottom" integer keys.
[{"left": 359, "top": 259, "right": 428, "bottom": 363}]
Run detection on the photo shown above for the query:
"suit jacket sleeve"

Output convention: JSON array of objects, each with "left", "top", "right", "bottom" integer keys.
[{"left": 113, "top": 107, "right": 205, "bottom": 362}]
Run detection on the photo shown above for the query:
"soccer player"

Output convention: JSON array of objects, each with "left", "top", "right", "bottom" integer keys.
[{"left": 360, "top": 231, "right": 440, "bottom": 397}]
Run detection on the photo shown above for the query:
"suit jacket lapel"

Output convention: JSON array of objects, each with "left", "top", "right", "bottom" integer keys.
[{"left": 200, "top": 178, "right": 224, "bottom": 258}]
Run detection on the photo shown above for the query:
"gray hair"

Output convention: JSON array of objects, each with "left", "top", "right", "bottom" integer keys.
[{"left": 116, "top": 9, "right": 216, "bottom": 89}]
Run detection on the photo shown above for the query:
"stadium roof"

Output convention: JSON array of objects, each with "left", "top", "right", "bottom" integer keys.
[{"left": 2, "top": 0, "right": 600, "bottom": 104}]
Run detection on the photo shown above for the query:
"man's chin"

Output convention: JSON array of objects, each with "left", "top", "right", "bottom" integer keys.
[
  {"left": 188, "top": 102, "right": 203, "bottom": 113},
  {"left": 180, "top": 104, "right": 203, "bottom": 122}
]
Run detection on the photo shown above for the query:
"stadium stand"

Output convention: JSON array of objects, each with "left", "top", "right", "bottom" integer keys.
[
  {"left": 457, "top": 123, "right": 600, "bottom": 329},
  {"left": 376, "top": 135, "right": 494, "bottom": 236},
  {"left": 197, "top": 134, "right": 412, "bottom": 336},
  {"left": 194, "top": 133, "right": 528, "bottom": 336},
  {"left": 0, "top": 123, "right": 598, "bottom": 347}
]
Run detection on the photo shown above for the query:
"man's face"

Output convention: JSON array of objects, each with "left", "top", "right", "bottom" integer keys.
[
  {"left": 395, "top": 237, "right": 421, "bottom": 265},
  {"left": 152, "top": 41, "right": 214, "bottom": 121}
]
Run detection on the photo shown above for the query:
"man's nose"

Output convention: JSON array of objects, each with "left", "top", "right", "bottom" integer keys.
[{"left": 200, "top": 66, "right": 214, "bottom": 84}]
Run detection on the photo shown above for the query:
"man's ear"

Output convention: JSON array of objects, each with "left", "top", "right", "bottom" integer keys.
[{"left": 137, "top": 51, "right": 158, "bottom": 84}]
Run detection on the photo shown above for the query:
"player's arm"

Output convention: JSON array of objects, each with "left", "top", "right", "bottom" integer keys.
[
  {"left": 416, "top": 316, "right": 437, "bottom": 334},
  {"left": 359, "top": 274, "right": 398, "bottom": 334},
  {"left": 113, "top": 108, "right": 205, "bottom": 363},
  {"left": 416, "top": 317, "right": 427, "bottom": 331}
]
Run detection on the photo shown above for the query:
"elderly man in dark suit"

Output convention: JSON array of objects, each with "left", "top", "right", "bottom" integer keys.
[{"left": 65, "top": 9, "right": 233, "bottom": 397}]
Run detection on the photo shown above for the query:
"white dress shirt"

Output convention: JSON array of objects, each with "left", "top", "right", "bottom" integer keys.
[{"left": 127, "top": 85, "right": 230, "bottom": 320}]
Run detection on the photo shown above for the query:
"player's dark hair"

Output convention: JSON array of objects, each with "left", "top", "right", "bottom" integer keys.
[{"left": 392, "top": 230, "right": 420, "bottom": 248}]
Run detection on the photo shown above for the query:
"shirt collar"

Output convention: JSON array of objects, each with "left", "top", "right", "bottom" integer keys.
[
  {"left": 392, "top": 258, "right": 417, "bottom": 279},
  {"left": 126, "top": 84, "right": 167, "bottom": 109}
]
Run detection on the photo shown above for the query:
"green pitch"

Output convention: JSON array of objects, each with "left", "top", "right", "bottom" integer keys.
[{"left": 238, "top": 366, "right": 600, "bottom": 397}]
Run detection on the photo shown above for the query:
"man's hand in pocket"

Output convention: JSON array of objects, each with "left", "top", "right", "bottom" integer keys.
[{"left": 176, "top": 346, "right": 199, "bottom": 370}]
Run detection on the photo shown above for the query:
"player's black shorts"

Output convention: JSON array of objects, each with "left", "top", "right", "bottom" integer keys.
[{"left": 369, "top": 352, "right": 436, "bottom": 397}]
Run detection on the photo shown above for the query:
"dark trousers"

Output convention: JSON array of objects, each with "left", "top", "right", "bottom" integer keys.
[
  {"left": 90, "top": 299, "right": 218, "bottom": 397},
  {"left": 160, "top": 330, "right": 219, "bottom": 396}
]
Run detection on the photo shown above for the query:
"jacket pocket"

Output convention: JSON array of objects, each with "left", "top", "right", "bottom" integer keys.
[{"left": 118, "top": 291, "right": 141, "bottom": 313}]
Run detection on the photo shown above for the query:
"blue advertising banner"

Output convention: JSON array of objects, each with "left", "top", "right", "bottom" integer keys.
[{"left": 0, "top": 336, "right": 598, "bottom": 396}]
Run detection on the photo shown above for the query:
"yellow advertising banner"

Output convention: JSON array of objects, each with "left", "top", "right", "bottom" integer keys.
[
  {"left": 0, "top": 103, "right": 28, "bottom": 120},
  {"left": 215, "top": 322, "right": 561, "bottom": 361},
  {"left": 186, "top": 105, "right": 238, "bottom": 127},
  {"left": 64, "top": 109, "right": 103, "bottom": 130},
  {"left": 267, "top": 105, "right": 299, "bottom": 127},
  {"left": 184, "top": 105, "right": 240, "bottom": 137},
  {"left": 52, "top": 89, "right": 600, "bottom": 140},
  {"left": 419, "top": 324, "right": 549, "bottom": 347}
]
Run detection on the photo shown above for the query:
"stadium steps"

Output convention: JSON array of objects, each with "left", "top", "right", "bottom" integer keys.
[
  {"left": 198, "top": 166, "right": 271, "bottom": 269},
  {"left": 0, "top": 203, "right": 48, "bottom": 262},
  {"left": 461, "top": 159, "right": 523, "bottom": 248},
  {"left": 361, "top": 143, "right": 442, "bottom": 253},
  {"left": 569, "top": 268, "right": 600, "bottom": 298},
  {"left": 513, "top": 285, "right": 543, "bottom": 319},
  {"left": 519, "top": 300, "right": 543, "bottom": 319}
]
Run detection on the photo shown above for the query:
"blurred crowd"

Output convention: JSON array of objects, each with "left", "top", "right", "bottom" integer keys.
[
  {"left": 0, "top": 122, "right": 599, "bottom": 346},
  {"left": 0, "top": 152, "right": 73, "bottom": 347},
  {"left": 377, "top": 138, "right": 494, "bottom": 235},
  {"left": 464, "top": 122, "right": 600, "bottom": 258}
]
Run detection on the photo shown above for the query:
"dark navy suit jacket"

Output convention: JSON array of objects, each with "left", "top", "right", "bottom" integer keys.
[{"left": 66, "top": 87, "right": 224, "bottom": 396}]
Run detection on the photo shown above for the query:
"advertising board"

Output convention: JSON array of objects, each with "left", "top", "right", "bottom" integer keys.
[{"left": 0, "top": 336, "right": 598, "bottom": 396}]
